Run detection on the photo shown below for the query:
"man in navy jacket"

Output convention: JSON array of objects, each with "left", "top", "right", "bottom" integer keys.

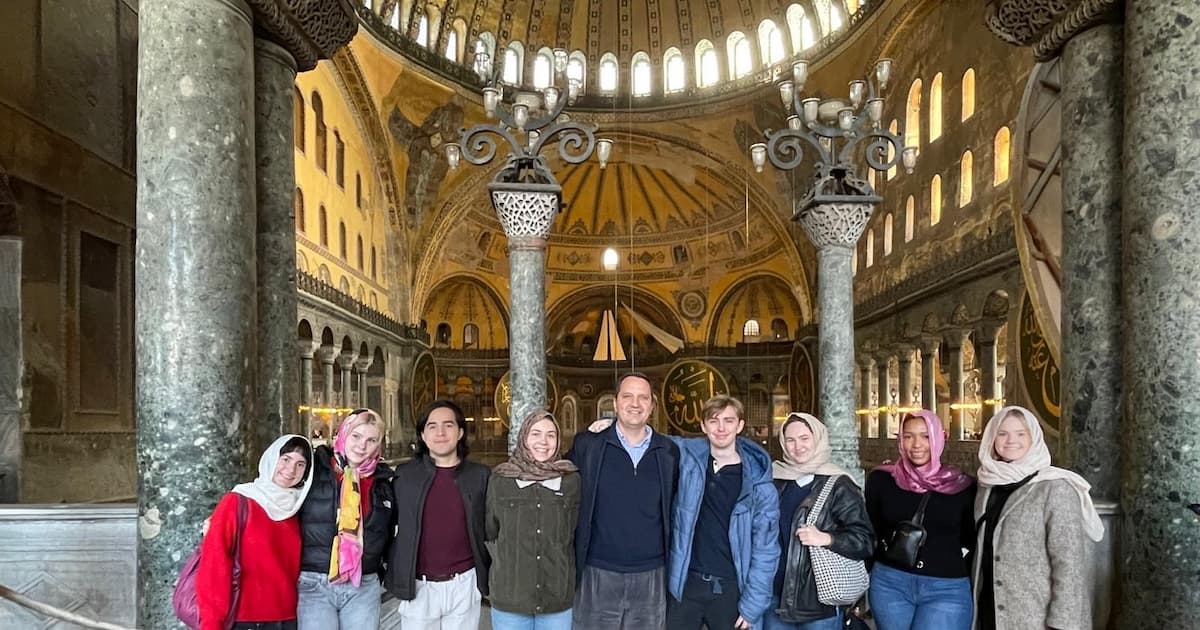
[{"left": 566, "top": 372, "right": 679, "bottom": 630}]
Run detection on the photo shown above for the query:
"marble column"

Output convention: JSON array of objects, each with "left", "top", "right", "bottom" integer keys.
[
  {"left": 338, "top": 352, "right": 356, "bottom": 408},
  {"left": 976, "top": 323, "right": 1001, "bottom": 425},
  {"left": 874, "top": 353, "right": 892, "bottom": 439},
  {"left": 134, "top": 0, "right": 256, "bottom": 625},
  {"left": 1060, "top": 22, "right": 1124, "bottom": 502},
  {"left": 320, "top": 345, "right": 336, "bottom": 407},
  {"left": 919, "top": 337, "right": 940, "bottom": 413},
  {"left": 492, "top": 189, "right": 556, "bottom": 453},
  {"left": 896, "top": 345, "right": 914, "bottom": 408},
  {"left": 299, "top": 340, "right": 318, "bottom": 434},
  {"left": 254, "top": 37, "right": 300, "bottom": 454},
  {"left": 1120, "top": 1, "right": 1200, "bottom": 624},
  {"left": 942, "top": 332, "right": 965, "bottom": 440},
  {"left": 0, "top": 236, "right": 20, "bottom": 502},
  {"left": 355, "top": 358, "right": 372, "bottom": 407},
  {"left": 856, "top": 356, "right": 874, "bottom": 438}
]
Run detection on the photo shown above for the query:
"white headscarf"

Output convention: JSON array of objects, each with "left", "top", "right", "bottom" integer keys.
[
  {"left": 976, "top": 406, "right": 1104, "bottom": 541},
  {"left": 772, "top": 412, "right": 851, "bottom": 481},
  {"left": 232, "top": 434, "right": 315, "bottom": 521}
]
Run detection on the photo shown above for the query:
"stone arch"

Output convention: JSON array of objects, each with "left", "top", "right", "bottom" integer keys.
[{"left": 708, "top": 273, "right": 806, "bottom": 347}]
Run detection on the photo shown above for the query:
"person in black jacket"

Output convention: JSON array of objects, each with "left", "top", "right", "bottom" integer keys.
[
  {"left": 296, "top": 409, "right": 395, "bottom": 630},
  {"left": 385, "top": 399, "right": 491, "bottom": 630},
  {"left": 766, "top": 413, "right": 873, "bottom": 630},
  {"left": 566, "top": 372, "right": 680, "bottom": 630}
]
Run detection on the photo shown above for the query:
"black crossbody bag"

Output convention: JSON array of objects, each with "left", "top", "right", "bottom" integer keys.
[{"left": 880, "top": 492, "right": 931, "bottom": 569}]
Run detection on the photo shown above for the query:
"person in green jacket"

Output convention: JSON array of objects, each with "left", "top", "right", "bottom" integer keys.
[{"left": 486, "top": 409, "right": 581, "bottom": 630}]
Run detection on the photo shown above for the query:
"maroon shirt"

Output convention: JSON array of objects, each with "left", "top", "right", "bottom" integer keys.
[{"left": 416, "top": 466, "right": 475, "bottom": 576}]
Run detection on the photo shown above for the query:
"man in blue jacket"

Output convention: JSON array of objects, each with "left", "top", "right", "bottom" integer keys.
[
  {"left": 567, "top": 372, "right": 680, "bottom": 630},
  {"left": 666, "top": 395, "right": 780, "bottom": 630}
]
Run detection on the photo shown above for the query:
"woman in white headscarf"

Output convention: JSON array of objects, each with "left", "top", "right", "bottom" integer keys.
[
  {"left": 197, "top": 435, "right": 315, "bottom": 630},
  {"left": 972, "top": 406, "right": 1104, "bottom": 630}
]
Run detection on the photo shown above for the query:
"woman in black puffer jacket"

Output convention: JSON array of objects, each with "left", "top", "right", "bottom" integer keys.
[{"left": 766, "top": 413, "right": 874, "bottom": 630}]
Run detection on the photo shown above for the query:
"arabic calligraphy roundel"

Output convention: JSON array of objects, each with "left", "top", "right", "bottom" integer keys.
[{"left": 662, "top": 360, "right": 730, "bottom": 434}]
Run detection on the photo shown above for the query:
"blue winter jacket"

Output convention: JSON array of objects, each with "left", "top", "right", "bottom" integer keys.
[{"left": 668, "top": 436, "right": 781, "bottom": 628}]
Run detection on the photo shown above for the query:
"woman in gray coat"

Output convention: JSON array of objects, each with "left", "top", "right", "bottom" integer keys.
[{"left": 972, "top": 406, "right": 1104, "bottom": 630}]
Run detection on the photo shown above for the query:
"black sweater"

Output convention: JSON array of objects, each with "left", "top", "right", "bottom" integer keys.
[
  {"left": 864, "top": 468, "right": 977, "bottom": 578},
  {"left": 298, "top": 446, "right": 395, "bottom": 576}
]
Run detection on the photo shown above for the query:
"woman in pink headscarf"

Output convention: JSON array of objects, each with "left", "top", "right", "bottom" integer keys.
[
  {"left": 864, "top": 410, "right": 977, "bottom": 630},
  {"left": 296, "top": 409, "right": 395, "bottom": 629}
]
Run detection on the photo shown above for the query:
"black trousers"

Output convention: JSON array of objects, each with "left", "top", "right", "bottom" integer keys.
[{"left": 666, "top": 571, "right": 742, "bottom": 630}]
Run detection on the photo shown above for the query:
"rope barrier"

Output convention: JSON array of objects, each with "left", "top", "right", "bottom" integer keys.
[{"left": 0, "top": 584, "right": 137, "bottom": 630}]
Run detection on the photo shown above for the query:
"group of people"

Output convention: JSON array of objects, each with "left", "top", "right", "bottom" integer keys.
[{"left": 194, "top": 371, "right": 1102, "bottom": 630}]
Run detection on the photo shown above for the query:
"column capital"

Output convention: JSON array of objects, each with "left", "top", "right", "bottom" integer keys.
[
  {"left": 873, "top": 350, "right": 894, "bottom": 366},
  {"left": 941, "top": 329, "right": 969, "bottom": 350},
  {"left": 918, "top": 335, "right": 941, "bottom": 355},
  {"left": 354, "top": 358, "right": 373, "bottom": 373},
  {"left": 856, "top": 355, "right": 876, "bottom": 370},
  {"left": 492, "top": 188, "right": 560, "bottom": 240},
  {"left": 795, "top": 201, "right": 874, "bottom": 250},
  {"left": 245, "top": 0, "right": 358, "bottom": 72},
  {"left": 892, "top": 343, "right": 916, "bottom": 363},
  {"left": 985, "top": 0, "right": 1122, "bottom": 60},
  {"left": 975, "top": 320, "right": 1006, "bottom": 344},
  {"left": 337, "top": 351, "right": 358, "bottom": 370},
  {"left": 297, "top": 339, "right": 320, "bottom": 358},
  {"left": 317, "top": 345, "right": 339, "bottom": 364}
]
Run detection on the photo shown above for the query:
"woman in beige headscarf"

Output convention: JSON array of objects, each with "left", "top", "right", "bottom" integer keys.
[
  {"left": 765, "top": 413, "right": 873, "bottom": 630},
  {"left": 972, "top": 406, "right": 1103, "bottom": 630}
]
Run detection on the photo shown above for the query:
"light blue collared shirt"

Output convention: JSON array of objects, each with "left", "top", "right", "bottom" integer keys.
[{"left": 614, "top": 424, "right": 653, "bottom": 467}]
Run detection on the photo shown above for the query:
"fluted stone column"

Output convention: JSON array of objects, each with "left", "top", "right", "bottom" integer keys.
[
  {"left": 1060, "top": 22, "right": 1124, "bottom": 502},
  {"left": 896, "top": 345, "right": 914, "bottom": 408},
  {"left": 320, "top": 345, "right": 336, "bottom": 407},
  {"left": 299, "top": 340, "right": 318, "bottom": 434},
  {"left": 795, "top": 202, "right": 873, "bottom": 478},
  {"left": 338, "top": 352, "right": 355, "bottom": 408},
  {"left": 1120, "top": 1, "right": 1200, "bottom": 624},
  {"left": 976, "top": 323, "right": 1001, "bottom": 424},
  {"left": 919, "top": 337, "right": 939, "bottom": 414},
  {"left": 135, "top": 0, "right": 256, "bottom": 624},
  {"left": 254, "top": 38, "right": 300, "bottom": 455},
  {"left": 942, "top": 333, "right": 965, "bottom": 440},
  {"left": 492, "top": 189, "right": 556, "bottom": 453},
  {"left": 857, "top": 356, "right": 874, "bottom": 438},
  {"left": 875, "top": 353, "right": 891, "bottom": 439}
]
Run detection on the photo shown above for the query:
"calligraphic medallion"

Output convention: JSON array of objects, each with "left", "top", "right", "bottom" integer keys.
[
  {"left": 410, "top": 351, "right": 437, "bottom": 422},
  {"left": 662, "top": 360, "right": 730, "bottom": 434},
  {"left": 788, "top": 343, "right": 816, "bottom": 415},
  {"left": 494, "top": 370, "right": 559, "bottom": 428},
  {"left": 1018, "top": 292, "right": 1061, "bottom": 437}
]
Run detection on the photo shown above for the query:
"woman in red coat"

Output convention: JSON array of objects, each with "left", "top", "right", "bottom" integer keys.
[{"left": 197, "top": 434, "right": 315, "bottom": 630}]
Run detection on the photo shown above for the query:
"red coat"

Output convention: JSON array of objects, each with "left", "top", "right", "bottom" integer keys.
[{"left": 197, "top": 493, "right": 301, "bottom": 630}]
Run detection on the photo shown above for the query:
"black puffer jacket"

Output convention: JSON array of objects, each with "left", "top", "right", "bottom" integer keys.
[
  {"left": 776, "top": 475, "right": 874, "bottom": 623},
  {"left": 298, "top": 445, "right": 396, "bottom": 577}
]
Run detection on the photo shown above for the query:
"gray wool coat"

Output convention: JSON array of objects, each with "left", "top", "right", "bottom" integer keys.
[{"left": 971, "top": 478, "right": 1092, "bottom": 630}]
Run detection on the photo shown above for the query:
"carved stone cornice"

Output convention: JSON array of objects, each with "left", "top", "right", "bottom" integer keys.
[
  {"left": 248, "top": 0, "right": 358, "bottom": 71},
  {"left": 985, "top": 0, "right": 1123, "bottom": 61}
]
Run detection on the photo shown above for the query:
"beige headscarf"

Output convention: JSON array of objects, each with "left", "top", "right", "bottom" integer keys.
[
  {"left": 493, "top": 409, "right": 578, "bottom": 482},
  {"left": 772, "top": 412, "right": 851, "bottom": 480},
  {"left": 976, "top": 406, "right": 1104, "bottom": 541}
]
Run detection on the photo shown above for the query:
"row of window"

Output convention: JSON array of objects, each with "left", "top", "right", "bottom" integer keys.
[
  {"left": 293, "top": 88, "right": 367, "bottom": 210},
  {"left": 857, "top": 125, "right": 1012, "bottom": 272},
  {"left": 372, "top": 1, "right": 862, "bottom": 96},
  {"left": 295, "top": 188, "right": 379, "bottom": 281}
]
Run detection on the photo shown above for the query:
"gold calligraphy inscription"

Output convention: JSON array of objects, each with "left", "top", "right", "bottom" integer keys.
[
  {"left": 410, "top": 352, "right": 437, "bottom": 421},
  {"left": 1018, "top": 293, "right": 1061, "bottom": 433},
  {"left": 494, "top": 371, "right": 558, "bottom": 427},
  {"left": 663, "top": 360, "right": 730, "bottom": 434}
]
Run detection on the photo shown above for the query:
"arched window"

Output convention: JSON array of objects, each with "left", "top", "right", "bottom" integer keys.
[
  {"left": 959, "top": 150, "right": 974, "bottom": 206},
  {"left": 318, "top": 205, "right": 328, "bottom": 246},
  {"left": 445, "top": 29, "right": 458, "bottom": 61},
  {"left": 886, "top": 119, "right": 898, "bottom": 180},
  {"left": 599, "top": 52, "right": 619, "bottom": 93},
  {"left": 296, "top": 250, "right": 308, "bottom": 273},
  {"left": 567, "top": 51, "right": 586, "bottom": 94},
  {"left": 743, "top": 319, "right": 760, "bottom": 339},
  {"left": 318, "top": 264, "right": 331, "bottom": 284},
  {"left": 883, "top": 213, "right": 894, "bottom": 256},
  {"left": 338, "top": 222, "right": 347, "bottom": 259},
  {"left": 929, "top": 73, "right": 944, "bottom": 141},
  {"left": 356, "top": 235, "right": 364, "bottom": 270},
  {"left": 355, "top": 173, "right": 362, "bottom": 208},
  {"left": 295, "top": 188, "right": 305, "bottom": 233},
  {"left": 847, "top": 0, "right": 861, "bottom": 11},
  {"left": 312, "top": 91, "right": 327, "bottom": 171},
  {"left": 905, "top": 79, "right": 922, "bottom": 152},
  {"left": 727, "top": 32, "right": 752, "bottom": 79},
  {"left": 931, "top": 175, "right": 942, "bottom": 225},
  {"left": 962, "top": 68, "right": 976, "bottom": 121},
  {"left": 632, "top": 51, "right": 652, "bottom": 96},
  {"left": 758, "top": 20, "right": 785, "bottom": 65},
  {"left": 532, "top": 48, "right": 553, "bottom": 89},
  {"left": 389, "top": 4, "right": 400, "bottom": 29},
  {"left": 463, "top": 323, "right": 479, "bottom": 348},
  {"left": 787, "top": 4, "right": 816, "bottom": 52},
  {"left": 436, "top": 323, "right": 452, "bottom": 346},
  {"left": 829, "top": 2, "right": 845, "bottom": 30},
  {"left": 340, "top": 277, "right": 352, "bottom": 295},
  {"left": 695, "top": 39, "right": 719, "bottom": 87},
  {"left": 502, "top": 42, "right": 523, "bottom": 84},
  {"left": 334, "top": 130, "right": 345, "bottom": 187},
  {"left": 416, "top": 14, "right": 429, "bottom": 47},
  {"left": 370, "top": 246, "right": 377, "bottom": 280},
  {"left": 293, "top": 88, "right": 305, "bottom": 152},
  {"left": 994, "top": 127, "right": 1011, "bottom": 185},
  {"left": 865, "top": 229, "right": 875, "bottom": 267},
  {"left": 474, "top": 33, "right": 496, "bottom": 76},
  {"left": 904, "top": 195, "right": 915, "bottom": 241},
  {"left": 664, "top": 47, "right": 686, "bottom": 93}
]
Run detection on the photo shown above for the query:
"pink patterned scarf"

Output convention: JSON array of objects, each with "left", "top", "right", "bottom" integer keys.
[
  {"left": 876, "top": 409, "right": 972, "bottom": 494},
  {"left": 328, "top": 410, "right": 383, "bottom": 586}
]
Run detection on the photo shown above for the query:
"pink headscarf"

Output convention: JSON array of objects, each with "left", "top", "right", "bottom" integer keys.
[
  {"left": 876, "top": 409, "right": 972, "bottom": 494},
  {"left": 332, "top": 409, "right": 383, "bottom": 476}
]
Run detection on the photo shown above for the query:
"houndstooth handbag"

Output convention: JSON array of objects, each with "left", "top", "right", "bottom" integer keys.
[{"left": 804, "top": 476, "right": 870, "bottom": 606}]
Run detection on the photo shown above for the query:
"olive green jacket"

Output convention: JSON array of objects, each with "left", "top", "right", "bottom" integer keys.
[{"left": 485, "top": 472, "right": 581, "bottom": 615}]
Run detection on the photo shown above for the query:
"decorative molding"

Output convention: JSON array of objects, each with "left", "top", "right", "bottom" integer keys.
[
  {"left": 248, "top": 0, "right": 359, "bottom": 72},
  {"left": 985, "top": 0, "right": 1122, "bottom": 60}
]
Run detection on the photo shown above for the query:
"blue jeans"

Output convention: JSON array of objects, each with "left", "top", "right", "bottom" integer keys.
[
  {"left": 763, "top": 595, "right": 843, "bottom": 630},
  {"left": 868, "top": 563, "right": 972, "bottom": 630},
  {"left": 490, "top": 607, "right": 574, "bottom": 630},
  {"left": 296, "top": 571, "right": 382, "bottom": 630}
]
